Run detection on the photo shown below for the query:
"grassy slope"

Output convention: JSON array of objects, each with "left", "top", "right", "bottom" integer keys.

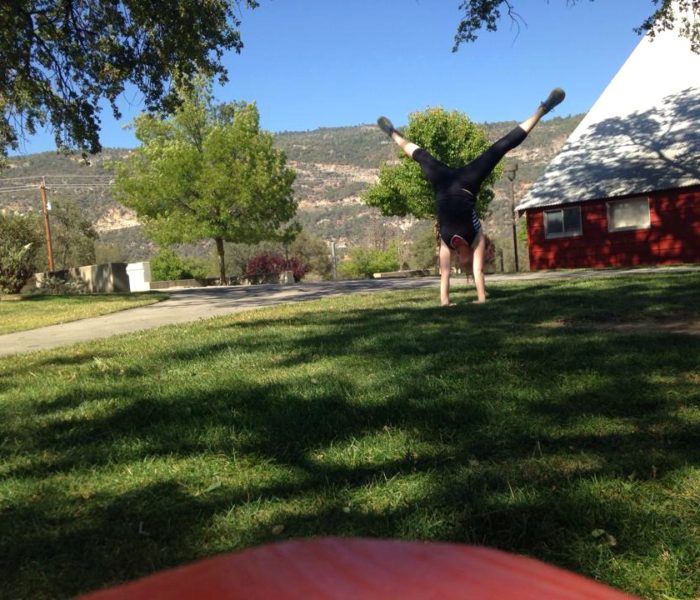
[{"left": 0, "top": 272, "right": 698, "bottom": 599}]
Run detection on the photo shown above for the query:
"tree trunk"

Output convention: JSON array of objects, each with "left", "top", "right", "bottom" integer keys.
[{"left": 215, "top": 237, "right": 226, "bottom": 284}]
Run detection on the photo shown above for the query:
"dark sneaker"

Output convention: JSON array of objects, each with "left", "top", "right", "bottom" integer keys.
[
  {"left": 540, "top": 88, "right": 565, "bottom": 114},
  {"left": 377, "top": 116, "right": 395, "bottom": 135}
]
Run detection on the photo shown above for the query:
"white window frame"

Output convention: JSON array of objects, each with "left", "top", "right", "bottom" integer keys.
[
  {"left": 607, "top": 197, "right": 651, "bottom": 232},
  {"left": 544, "top": 206, "right": 582, "bottom": 239}
]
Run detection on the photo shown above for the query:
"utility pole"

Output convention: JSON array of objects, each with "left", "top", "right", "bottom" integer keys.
[
  {"left": 330, "top": 241, "right": 337, "bottom": 280},
  {"left": 39, "top": 177, "right": 55, "bottom": 272},
  {"left": 505, "top": 163, "right": 519, "bottom": 272}
]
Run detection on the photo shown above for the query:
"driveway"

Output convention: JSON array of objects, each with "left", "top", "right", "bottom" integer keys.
[
  {"left": 1, "top": 265, "right": 696, "bottom": 356},
  {"left": 0, "top": 278, "right": 440, "bottom": 356}
]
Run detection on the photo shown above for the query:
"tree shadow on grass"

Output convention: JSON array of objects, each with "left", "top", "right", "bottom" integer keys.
[{"left": 1, "top": 275, "right": 699, "bottom": 597}]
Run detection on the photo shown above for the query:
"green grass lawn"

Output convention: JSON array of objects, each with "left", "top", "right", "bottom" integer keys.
[
  {"left": 0, "top": 292, "right": 167, "bottom": 334},
  {"left": 0, "top": 272, "right": 698, "bottom": 599}
]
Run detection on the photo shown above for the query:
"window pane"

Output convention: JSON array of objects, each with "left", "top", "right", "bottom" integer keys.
[
  {"left": 609, "top": 198, "right": 650, "bottom": 231},
  {"left": 563, "top": 207, "right": 581, "bottom": 233},
  {"left": 545, "top": 211, "right": 563, "bottom": 235}
]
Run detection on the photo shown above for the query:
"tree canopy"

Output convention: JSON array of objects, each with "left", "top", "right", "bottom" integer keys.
[
  {"left": 3, "top": 1, "right": 695, "bottom": 162},
  {"left": 1, "top": 0, "right": 259, "bottom": 158},
  {"left": 113, "top": 79, "right": 297, "bottom": 283},
  {"left": 453, "top": 1, "right": 700, "bottom": 53},
  {"left": 364, "top": 108, "right": 500, "bottom": 221},
  {"left": 43, "top": 199, "right": 98, "bottom": 271}
]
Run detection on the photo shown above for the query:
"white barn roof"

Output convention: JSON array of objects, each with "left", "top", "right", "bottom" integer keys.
[{"left": 517, "top": 18, "right": 700, "bottom": 211}]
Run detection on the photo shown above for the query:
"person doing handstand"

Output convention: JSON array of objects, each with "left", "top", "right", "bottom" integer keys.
[{"left": 377, "top": 88, "right": 565, "bottom": 306}]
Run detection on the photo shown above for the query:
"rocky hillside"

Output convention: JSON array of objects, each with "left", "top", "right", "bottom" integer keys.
[
  {"left": 0, "top": 115, "right": 582, "bottom": 269},
  {"left": 274, "top": 116, "right": 582, "bottom": 269}
]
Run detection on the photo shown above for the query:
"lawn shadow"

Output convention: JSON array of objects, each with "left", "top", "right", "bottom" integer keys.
[{"left": 1, "top": 274, "right": 699, "bottom": 597}]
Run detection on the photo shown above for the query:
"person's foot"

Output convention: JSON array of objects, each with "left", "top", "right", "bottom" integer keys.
[
  {"left": 377, "top": 116, "right": 395, "bottom": 136},
  {"left": 540, "top": 88, "right": 565, "bottom": 114}
]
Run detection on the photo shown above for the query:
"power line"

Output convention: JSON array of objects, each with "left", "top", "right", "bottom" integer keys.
[
  {"left": 0, "top": 182, "right": 114, "bottom": 192},
  {"left": 50, "top": 184, "right": 114, "bottom": 188},
  {"left": 48, "top": 183, "right": 113, "bottom": 188},
  {"left": 0, "top": 186, "right": 39, "bottom": 194},
  {"left": 0, "top": 175, "right": 46, "bottom": 181},
  {"left": 0, "top": 174, "right": 113, "bottom": 183},
  {"left": 47, "top": 174, "right": 113, "bottom": 178},
  {"left": 45, "top": 179, "right": 114, "bottom": 184}
]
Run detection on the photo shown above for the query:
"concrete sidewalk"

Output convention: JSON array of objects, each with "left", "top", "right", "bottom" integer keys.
[
  {"left": 0, "top": 278, "right": 438, "bottom": 356},
  {"left": 1, "top": 265, "right": 696, "bottom": 357}
]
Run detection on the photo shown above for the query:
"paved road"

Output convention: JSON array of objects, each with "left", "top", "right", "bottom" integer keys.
[
  {"left": 0, "top": 278, "right": 440, "bottom": 356},
  {"left": 1, "top": 266, "right": 697, "bottom": 356}
]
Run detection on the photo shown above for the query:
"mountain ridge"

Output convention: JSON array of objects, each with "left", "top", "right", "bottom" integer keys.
[{"left": 0, "top": 114, "right": 584, "bottom": 269}]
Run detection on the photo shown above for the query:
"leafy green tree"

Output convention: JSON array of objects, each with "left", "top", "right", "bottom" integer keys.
[
  {"left": 208, "top": 240, "right": 270, "bottom": 280},
  {"left": 114, "top": 79, "right": 297, "bottom": 283},
  {"left": 39, "top": 199, "right": 98, "bottom": 270},
  {"left": 94, "top": 243, "right": 128, "bottom": 265},
  {"left": 289, "top": 231, "right": 332, "bottom": 279},
  {"left": 2, "top": 1, "right": 695, "bottom": 162},
  {"left": 364, "top": 107, "right": 500, "bottom": 221},
  {"left": 410, "top": 226, "right": 439, "bottom": 270},
  {"left": 453, "top": 1, "right": 700, "bottom": 53},
  {"left": 1, "top": 0, "right": 259, "bottom": 158},
  {"left": 0, "top": 213, "right": 42, "bottom": 294}
]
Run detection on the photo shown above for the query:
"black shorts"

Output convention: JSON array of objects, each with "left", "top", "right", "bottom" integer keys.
[
  {"left": 439, "top": 205, "right": 482, "bottom": 248},
  {"left": 411, "top": 126, "right": 527, "bottom": 249}
]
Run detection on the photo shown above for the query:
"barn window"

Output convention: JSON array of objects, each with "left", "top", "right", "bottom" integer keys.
[
  {"left": 607, "top": 197, "right": 650, "bottom": 232},
  {"left": 544, "top": 206, "right": 582, "bottom": 238}
]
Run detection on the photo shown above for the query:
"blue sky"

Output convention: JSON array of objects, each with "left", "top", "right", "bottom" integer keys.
[{"left": 13, "top": 0, "right": 655, "bottom": 154}]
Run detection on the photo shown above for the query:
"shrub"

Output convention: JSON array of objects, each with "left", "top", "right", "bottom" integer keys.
[
  {"left": 244, "top": 252, "right": 309, "bottom": 283},
  {"left": 285, "top": 256, "right": 309, "bottom": 282},
  {"left": 151, "top": 248, "right": 207, "bottom": 281},
  {"left": 0, "top": 213, "right": 42, "bottom": 294},
  {"left": 484, "top": 234, "right": 496, "bottom": 267},
  {"left": 340, "top": 244, "right": 400, "bottom": 279},
  {"left": 34, "top": 274, "right": 88, "bottom": 295},
  {"left": 410, "top": 227, "right": 439, "bottom": 270}
]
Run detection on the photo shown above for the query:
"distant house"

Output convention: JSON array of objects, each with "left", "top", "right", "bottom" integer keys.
[{"left": 517, "top": 19, "right": 700, "bottom": 270}]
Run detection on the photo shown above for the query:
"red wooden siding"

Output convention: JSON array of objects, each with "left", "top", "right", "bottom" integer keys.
[{"left": 525, "top": 185, "right": 700, "bottom": 270}]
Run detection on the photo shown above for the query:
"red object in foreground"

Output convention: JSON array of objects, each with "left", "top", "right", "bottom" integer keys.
[{"left": 81, "top": 537, "right": 638, "bottom": 599}]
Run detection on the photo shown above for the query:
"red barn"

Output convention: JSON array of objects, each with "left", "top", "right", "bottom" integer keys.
[{"left": 517, "top": 18, "right": 700, "bottom": 271}]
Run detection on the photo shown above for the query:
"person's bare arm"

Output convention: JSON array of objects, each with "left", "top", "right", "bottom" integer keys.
[
  {"left": 471, "top": 233, "right": 487, "bottom": 303},
  {"left": 439, "top": 240, "right": 453, "bottom": 306}
]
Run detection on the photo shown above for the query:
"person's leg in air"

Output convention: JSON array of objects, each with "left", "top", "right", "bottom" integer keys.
[
  {"left": 376, "top": 88, "right": 565, "bottom": 305},
  {"left": 458, "top": 88, "right": 566, "bottom": 193},
  {"left": 377, "top": 117, "right": 420, "bottom": 159}
]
